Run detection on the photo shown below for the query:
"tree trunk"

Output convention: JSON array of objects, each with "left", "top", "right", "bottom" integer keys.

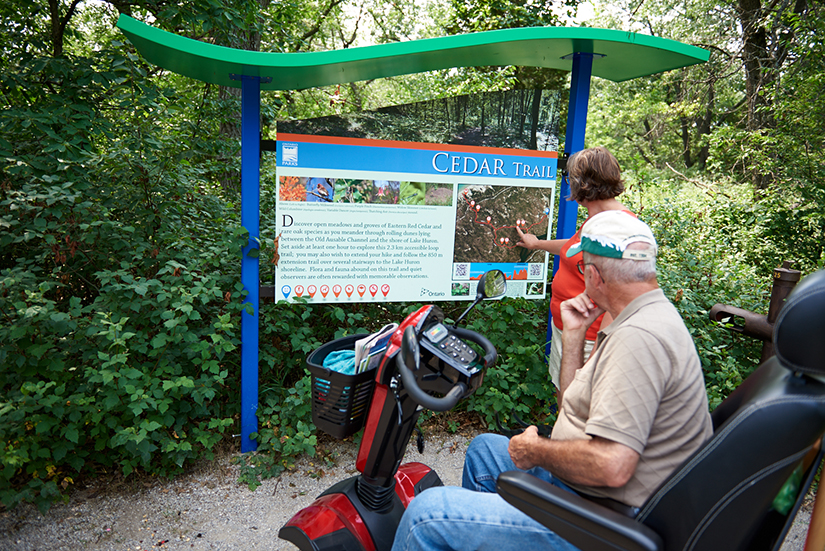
[
  {"left": 695, "top": 78, "right": 715, "bottom": 170},
  {"left": 680, "top": 115, "right": 694, "bottom": 169},
  {"left": 737, "top": 0, "right": 775, "bottom": 189},
  {"left": 49, "top": 0, "right": 82, "bottom": 57},
  {"left": 346, "top": 82, "right": 364, "bottom": 111},
  {"left": 215, "top": 10, "right": 265, "bottom": 193}
]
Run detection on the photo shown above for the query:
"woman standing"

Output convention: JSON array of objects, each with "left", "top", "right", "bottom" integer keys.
[{"left": 516, "top": 147, "right": 633, "bottom": 391}]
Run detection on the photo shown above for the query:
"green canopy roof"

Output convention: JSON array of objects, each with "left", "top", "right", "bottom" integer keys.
[{"left": 117, "top": 15, "right": 708, "bottom": 90}]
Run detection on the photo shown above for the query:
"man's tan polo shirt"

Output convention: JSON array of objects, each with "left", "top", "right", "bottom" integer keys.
[{"left": 552, "top": 289, "right": 713, "bottom": 508}]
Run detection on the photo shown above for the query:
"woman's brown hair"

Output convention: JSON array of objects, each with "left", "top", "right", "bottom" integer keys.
[{"left": 567, "top": 147, "right": 625, "bottom": 202}]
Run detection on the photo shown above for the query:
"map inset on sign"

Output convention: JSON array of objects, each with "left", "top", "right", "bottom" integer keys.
[{"left": 453, "top": 185, "right": 552, "bottom": 264}]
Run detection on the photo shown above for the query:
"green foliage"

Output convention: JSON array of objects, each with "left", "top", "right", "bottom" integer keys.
[
  {"left": 624, "top": 180, "right": 774, "bottom": 408},
  {"left": 444, "top": 0, "right": 577, "bottom": 36},
  {"left": 436, "top": 0, "right": 571, "bottom": 96},
  {"left": 2, "top": 0, "right": 822, "bottom": 516},
  {"left": 584, "top": 0, "right": 824, "bottom": 405},
  {"left": 460, "top": 298, "right": 556, "bottom": 428},
  {"left": 235, "top": 373, "right": 318, "bottom": 490},
  {"left": 0, "top": 29, "right": 248, "bottom": 511},
  {"left": 707, "top": 6, "right": 825, "bottom": 274},
  {"left": 334, "top": 179, "right": 372, "bottom": 203}
]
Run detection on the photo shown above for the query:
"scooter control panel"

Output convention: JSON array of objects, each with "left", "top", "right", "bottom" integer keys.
[{"left": 420, "top": 323, "right": 479, "bottom": 373}]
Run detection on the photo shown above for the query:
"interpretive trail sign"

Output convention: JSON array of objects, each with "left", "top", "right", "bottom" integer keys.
[{"left": 275, "top": 134, "right": 557, "bottom": 302}]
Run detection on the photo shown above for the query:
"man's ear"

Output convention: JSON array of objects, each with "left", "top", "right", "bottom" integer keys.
[{"left": 593, "top": 263, "right": 612, "bottom": 293}]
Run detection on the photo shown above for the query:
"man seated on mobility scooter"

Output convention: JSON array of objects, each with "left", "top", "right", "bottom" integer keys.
[{"left": 391, "top": 211, "right": 713, "bottom": 551}]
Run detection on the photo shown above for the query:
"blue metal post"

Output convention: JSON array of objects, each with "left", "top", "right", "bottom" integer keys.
[
  {"left": 240, "top": 76, "right": 261, "bottom": 452},
  {"left": 546, "top": 52, "right": 594, "bottom": 358},
  {"left": 557, "top": 53, "right": 594, "bottom": 248}
]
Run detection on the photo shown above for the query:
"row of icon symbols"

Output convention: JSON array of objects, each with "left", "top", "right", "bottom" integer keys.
[{"left": 281, "top": 283, "right": 391, "bottom": 299}]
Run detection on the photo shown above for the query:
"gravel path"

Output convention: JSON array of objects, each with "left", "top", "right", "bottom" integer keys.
[{"left": 0, "top": 431, "right": 814, "bottom": 551}]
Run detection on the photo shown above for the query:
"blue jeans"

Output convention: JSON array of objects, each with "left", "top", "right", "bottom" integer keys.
[{"left": 391, "top": 433, "right": 581, "bottom": 551}]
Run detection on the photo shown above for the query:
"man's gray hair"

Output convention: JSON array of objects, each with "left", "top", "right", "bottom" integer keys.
[{"left": 586, "top": 243, "right": 657, "bottom": 284}]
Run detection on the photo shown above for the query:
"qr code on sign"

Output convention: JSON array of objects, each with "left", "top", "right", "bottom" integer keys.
[
  {"left": 528, "top": 263, "right": 544, "bottom": 280},
  {"left": 453, "top": 263, "right": 470, "bottom": 280}
]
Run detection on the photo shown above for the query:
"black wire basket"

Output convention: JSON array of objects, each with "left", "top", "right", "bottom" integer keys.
[{"left": 306, "top": 334, "right": 377, "bottom": 439}]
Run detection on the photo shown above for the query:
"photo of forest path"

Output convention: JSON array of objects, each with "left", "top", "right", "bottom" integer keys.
[
  {"left": 453, "top": 185, "right": 552, "bottom": 264},
  {"left": 277, "top": 89, "right": 561, "bottom": 152}
]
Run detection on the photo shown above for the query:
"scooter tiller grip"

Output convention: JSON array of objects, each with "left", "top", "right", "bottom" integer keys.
[{"left": 398, "top": 327, "right": 467, "bottom": 412}]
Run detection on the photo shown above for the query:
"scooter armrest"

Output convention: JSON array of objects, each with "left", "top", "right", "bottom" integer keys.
[{"left": 496, "top": 471, "right": 663, "bottom": 551}]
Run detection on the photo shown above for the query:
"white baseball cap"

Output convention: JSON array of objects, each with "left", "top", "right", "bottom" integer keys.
[{"left": 566, "top": 211, "right": 657, "bottom": 260}]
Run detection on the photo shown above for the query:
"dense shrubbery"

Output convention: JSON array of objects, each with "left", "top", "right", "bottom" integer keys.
[
  {"left": 624, "top": 175, "right": 824, "bottom": 408},
  {"left": 631, "top": 184, "right": 767, "bottom": 408},
  {"left": 462, "top": 298, "right": 555, "bottom": 426},
  {"left": 0, "top": 47, "right": 248, "bottom": 512}
]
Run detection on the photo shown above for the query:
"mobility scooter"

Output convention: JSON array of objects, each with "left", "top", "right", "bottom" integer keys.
[{"left": 279, "top": 269, "right": 507, "bottom": 551}]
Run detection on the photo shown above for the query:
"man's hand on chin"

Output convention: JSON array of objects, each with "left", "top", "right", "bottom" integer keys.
[{"left": 560, "top": 291, "right": 605, "bottom": 334}]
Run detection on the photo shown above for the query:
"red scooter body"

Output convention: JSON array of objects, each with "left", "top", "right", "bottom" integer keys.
[
  {"left": 279, "top": 462, "right": 441, "bottom": 551},
  {"left": 280, "top": 272, "right": 503, "bottom": 551}
]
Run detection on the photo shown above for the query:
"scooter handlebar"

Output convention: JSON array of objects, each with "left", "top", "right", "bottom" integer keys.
[{"left": 397, "top": 327, "right": 468, "bottom": 412}]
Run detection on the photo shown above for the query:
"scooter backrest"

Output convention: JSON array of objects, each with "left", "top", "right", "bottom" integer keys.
[
  {"left": 773, "top": 268, "right": 825, "bottom": 376},
  {"left": 638, "top": 269, "right": 825, "bottom": 551}
]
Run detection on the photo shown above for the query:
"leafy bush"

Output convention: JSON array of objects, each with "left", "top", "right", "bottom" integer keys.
[
  {"left": 0, "top": 47, "right": 248, "bottom": 512},
  {"left": 3, "top": 2, "right": 820, "bottom": 516},
  {"left": 460, "top": 298, "right": 556, "bottom": 428},
  {"left": 625, "top": 180, "right": 780, "bottom": 408}
]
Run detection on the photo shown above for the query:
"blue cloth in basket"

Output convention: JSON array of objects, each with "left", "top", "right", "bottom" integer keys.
[{"left": 323, "top": 349, "right": 356, "bottom": 375}]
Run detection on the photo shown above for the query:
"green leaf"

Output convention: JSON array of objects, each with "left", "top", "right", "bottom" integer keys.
[{"left": 64, "top": 426, "right": 79, "bottom": 444}]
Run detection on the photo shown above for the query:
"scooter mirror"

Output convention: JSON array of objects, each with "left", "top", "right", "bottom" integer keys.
[
  {"left": 453, "top": 269, "right": 507, "bottom": 326},
  {"left": 479, "top": 269, "right": 507, "bottom": 300}
]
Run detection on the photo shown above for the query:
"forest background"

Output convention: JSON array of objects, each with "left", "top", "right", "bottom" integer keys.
[{"left": 1, "top": 0, "right": 823, "bottom": 513}]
